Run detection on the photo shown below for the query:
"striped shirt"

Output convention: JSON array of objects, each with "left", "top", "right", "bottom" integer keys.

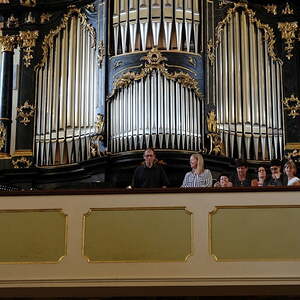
[{"left": 181, "top": 169, "right": 213, "bottom": 188}]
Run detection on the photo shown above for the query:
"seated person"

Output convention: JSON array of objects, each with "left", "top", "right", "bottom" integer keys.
[
  {"left": 251, "top": 165, "right": 268, "bottom": 187},
  {"left": 231, "top": 159, "right": 252, "bottom": 187},
  {"left": 214, "top": 173, "right": 232, "bottom": 187},
  {"left": 131, "top": 148, "right": 169, "bottom": 188},
  {"left": 265, "top": 159, "right": 288, "bottom": 186},
  {"left": 284, "top": 160, "right": 300, "bottom": 186},
  {"left": 181, "top": 153, "right": 212, "bottom": 187}
]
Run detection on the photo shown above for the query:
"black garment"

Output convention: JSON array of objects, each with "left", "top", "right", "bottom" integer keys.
[
  {"left": 230, "top": 174, "right": 252, "bottom": 187},
  {"left": 265, "top": 174, "right": 288, "bottom": 186},
  {"left": 132, "top": 163, "right": 169, "bottom": 188}
]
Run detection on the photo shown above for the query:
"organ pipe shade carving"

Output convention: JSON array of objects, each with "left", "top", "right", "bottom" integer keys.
[
  {"left": 111, "top": 0, "right": 201, "bottom": 54},
  {"left": 214, "top": 7, "right": 284, "bottom": 160},
  {"left": 34, "top": 15, "right": 99, "bottom": 166}
]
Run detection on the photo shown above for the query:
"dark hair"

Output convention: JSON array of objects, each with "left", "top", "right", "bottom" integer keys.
[
  {"left": 270, "top": 159, "right": 282, "bottom": 167},
  {"left": 235, "top": 159, "right": 248, "bottom": 168},
  {"left": 256, "top": 165, "right": 267, "bottom": 173},
  {"left": 218, "top": 173, "right": 230, "bottom": 181}
]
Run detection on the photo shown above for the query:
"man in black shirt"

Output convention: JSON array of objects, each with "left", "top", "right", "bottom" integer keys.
[
  {"left": 231, "top": 159, "right": 252, "bottom": 187},
  {"left": 131, "top": 148, "right": 169, "bottom": 188},
  {"left": 265, "top": 159, "right": 288, "bottom": 186}
]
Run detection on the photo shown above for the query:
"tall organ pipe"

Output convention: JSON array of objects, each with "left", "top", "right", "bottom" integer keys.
[
  {"left": 35, "top": 15, "right": 98, "bottom": 166},
  {"left": 215, "top": 10, "right": 284, "bottom": 160}
]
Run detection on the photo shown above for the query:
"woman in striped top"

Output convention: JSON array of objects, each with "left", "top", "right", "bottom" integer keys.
[{"left": 181, "top": 153, "right": 212, "bottom": 188}]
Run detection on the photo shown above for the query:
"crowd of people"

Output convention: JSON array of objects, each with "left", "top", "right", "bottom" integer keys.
[{"left": 130, "top": 148, "right": 300, "bottom": 188}]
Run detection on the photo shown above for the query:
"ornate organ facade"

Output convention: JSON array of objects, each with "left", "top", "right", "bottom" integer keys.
[{"left": 0, "top": 0, "right": 299, "bottom": 184}]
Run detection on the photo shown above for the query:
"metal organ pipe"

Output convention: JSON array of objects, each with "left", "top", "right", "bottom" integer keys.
[
  {"left": 108, "top": 0, "right": 204, "bottom": 153},
  {"left": 215, "top": 10, "right": 284, "bottom": 160},
  {"left": 35, "top": 15, "right": 98, "bottom": 166}
]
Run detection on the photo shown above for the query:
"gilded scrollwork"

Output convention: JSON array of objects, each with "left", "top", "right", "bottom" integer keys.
[
  {"left": 40, "top": 13, "right": 52, "bottom": 24},
  {"left": 282, "top": 94, "right": 300, "bottom": 118},
  {"left": 207, "top": 39, "right": 215, "bottom": 65},
  {"left": 207, "top": 111, "right": 217, "bottom": 133},
  {"left": 111, "top": 48, "right": 202, "bottom": 98},
  {"left": 20, "top": 0, "right": 36, "bottom": 7},
  {"left": 0, "top": 122, "right": 7, "bottom": 151},
  {"left": 264, "top": 4, "right": 277, "bottom": 15},
  {"left": 36, "top": 6, "right": 96, "bottom": 69},
  {"left": 97, "top": 40, "right": 105, "bottom": 67},
  {"left": 213, "top": 3, "right": 279, "bottom": 62},
  {"left": 95, "top": 114, "right": 105, "bottom": 136},
  {"left": 0, "top": 35, "right": 18, "bottom": 52},
  {"left": 16, "top": 101, "right": 36, "bottom": 125},
  {"left": 19, "top": 31, "right": 39, "bottom": 67},
  {"left": 11, "top": 156, "right": 32, "bottom": 169},
  {"left": 6, "top": 15, "right": 19, "bottom": 28},
  {"left": 278, "top": 22, "right": 298, "bottom": 60},
  {"left": 282, "top": 2, "right": 293, "bottom": 15}
]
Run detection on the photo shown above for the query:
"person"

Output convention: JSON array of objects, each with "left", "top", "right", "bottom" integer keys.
[
  {"left": 131, "top": 148, "right": 169, "bottom": 188},
  {"left": 284, "top": 160, "right": 300, "bottom": 186},
  {"left": 181, "top": 153, "right": 212, "bottom": 187},
  {"left": 251, "top": 165, "right": 268, "bottom": 187},
  {"left": 230, "top": 159, "right": 252, "bottom": 187},
  {"left": 265, "top": 159, "right": 288, "bottom": 186},
  {"left": 214, "top": 173, "right": 232, "bottom": 187}
]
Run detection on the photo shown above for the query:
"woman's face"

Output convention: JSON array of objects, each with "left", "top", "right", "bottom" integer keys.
[
  {"left": 285, "top": 165, "right": 296, "bottom": 177},
  {"left": 258, "top": 167, "right": 266, "bottom": 179},
  {"left": 190, "top": 156, "right": 198, "bottom": 169}
]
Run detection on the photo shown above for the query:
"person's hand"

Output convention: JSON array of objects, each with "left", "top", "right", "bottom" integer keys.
[{"left": 214, "top": 181, "right": 221, "bottom": 187}]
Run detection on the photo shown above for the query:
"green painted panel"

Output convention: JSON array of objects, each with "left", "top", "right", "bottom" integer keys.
[
  {"left": 211, "top": 206, "right": 300, "bottom": 260},
  {"left": 0, "top": 210, "right": 66, "bottom": 263},
  {"left": 84, "top": 208, "right": 191, "bottom": 262}
]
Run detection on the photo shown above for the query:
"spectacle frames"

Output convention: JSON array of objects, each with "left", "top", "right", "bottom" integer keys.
[{"left": 270, "top": 167, "right": 280, "bottom": 170}]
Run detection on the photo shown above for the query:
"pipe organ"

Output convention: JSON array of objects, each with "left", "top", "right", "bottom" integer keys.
[
  {"left": 35, "top": 13, "right": 99, "bottom": 166},
  {"left": 1, "top": 0, "right": 299, "bottom": 173},
  {"left": 214, "top": 5, "right": 285, "bottom": 160}
]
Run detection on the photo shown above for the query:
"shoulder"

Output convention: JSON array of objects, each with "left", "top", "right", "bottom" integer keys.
[{"left": 204, "top": 169, "right": 212, "bottom": 175}]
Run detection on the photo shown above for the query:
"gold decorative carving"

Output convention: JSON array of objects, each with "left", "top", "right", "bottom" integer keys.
[
  {"left": 282, "top": 2, "right": 293, "bottom": 15},
  {"left": 264, "top": 4, "right": 277, "bottom": 15},
  {"left": 213, "top": 3, "right": 279, "bottom": 62},
  {"left": 40, "top": 13, "right": 52, "bottom": 24},
  {"left": 20, "top": 0, "right": 36, "bottom": 7},
  {"left": 113, "top": 60, "right": 123, "bottom": 70},
  {"left": 25, "top": 12, "right": 35, "bottom": 24},
  {"left": 96, "top": 114, "right": 105, "bottom": 135},
  {"left": 12, "top": 156, "right": 32, "bottom": 168},
  {"left": 0, "top": 35, "right": 18, "bottom": 52},
  {"left": 207, "top": 39, "right": 215, "bottom": 65},
  {"left": 6, "top": 15, "right": 19, "bottom": 28},
  {"left": 0, "top": 122, "right": 7, "bottom": 151},
  {"left": 85, "top": 3, "right": 96, "bottom": 12},
  {"left": 0, "top": 0, "right": 10, "bottom": 3},
  {"left": 16, "top": 101, "right": 36, "bottom": 125},
  {"left": 278, "top": 22, "right": 298, "bottom": 60},
  {"left": 188, "top": 56, "right": 196, "bottom": 67},
  {"left": 207, "top": 111, "right": 217, "bottom": 133},
  {"left": 282, "top": 94, "right": 300, "bottom": 118},
  {"left": 206, "top": 111, "right": 225, "bottom": 156},
  {"left": 97, "top": 40, "right": 105, "bottom": 67},
  {"left": 111, "top": 48, "right": 202, "bottom": 98},
  {"left": 19, "top": 31, "right": 39, "bottom": 67},
  {"left": 36, "top": 6, "right": 96, "bottom": 69}
]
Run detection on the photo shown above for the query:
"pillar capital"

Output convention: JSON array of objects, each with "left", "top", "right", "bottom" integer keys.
[{"left": 0, "top": 35, "right": 18, "bottom": 52}]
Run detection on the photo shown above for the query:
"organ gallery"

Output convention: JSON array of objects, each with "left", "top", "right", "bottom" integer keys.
[{"left": 0, "top": 0, "right": 299, "bottom": 188}]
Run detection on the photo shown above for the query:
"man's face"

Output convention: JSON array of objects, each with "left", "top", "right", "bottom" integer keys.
[
  {"left": 237, "top": 166, "right": 248, "bottom": 178},
  {"left": 271, "top": 165, "right": 281, "bottom": 178},
  {"left": 144, "top": 150, "right": 155, "bottom": 167}
]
